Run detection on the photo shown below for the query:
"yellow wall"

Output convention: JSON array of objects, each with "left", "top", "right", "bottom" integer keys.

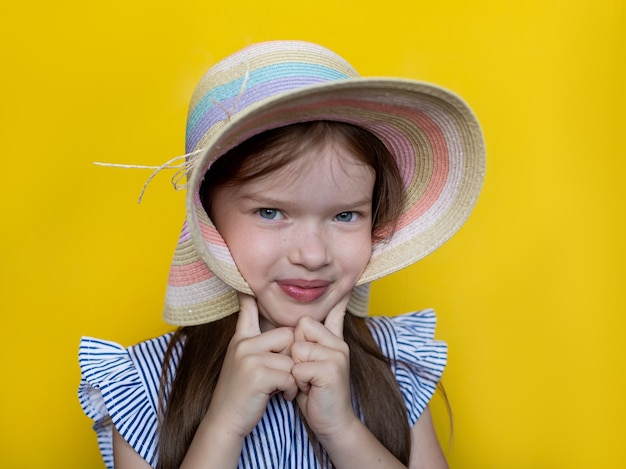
[{"left": 1, "top": 1, "right": 623, "bottom": 467}]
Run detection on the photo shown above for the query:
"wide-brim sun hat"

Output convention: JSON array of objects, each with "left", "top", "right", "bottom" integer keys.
[{"left": 164, "top": 40, "right": 486, "bottom": 326}]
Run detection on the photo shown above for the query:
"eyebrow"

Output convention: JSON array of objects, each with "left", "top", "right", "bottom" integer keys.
[{"left": 242, "top": 194, "right": 373, "bottom": 209}]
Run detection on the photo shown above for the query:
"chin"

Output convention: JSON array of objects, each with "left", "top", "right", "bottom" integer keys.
[{"left": 259, "top": 304, "right": 325, "bottom": 330}]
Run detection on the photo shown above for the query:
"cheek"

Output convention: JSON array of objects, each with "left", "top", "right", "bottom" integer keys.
[
  {"left": 226, "top": 232, "right": 274, "bottom": 282},
  {"left": 341, "top": 233, "right": 373, "bottom": 275},
  {"left": 359, "top": 240, "right": 374, "bottom": 270}
]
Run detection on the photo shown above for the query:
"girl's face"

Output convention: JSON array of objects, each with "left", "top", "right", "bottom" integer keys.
[{"left": 211, "top": 141, "right": 375, "bottom": 331}]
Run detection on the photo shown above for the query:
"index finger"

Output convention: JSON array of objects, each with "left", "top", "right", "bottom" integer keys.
[
  {"left": 323, "top": 294, "right": 350, "bottom": 340},
  {"left": 235, "top": 292, "right": 262, "bottom": 337}
]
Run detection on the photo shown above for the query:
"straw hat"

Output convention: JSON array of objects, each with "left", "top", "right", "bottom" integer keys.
[{"left": 163, "top": 40, "right": 485, "bottom": 326}]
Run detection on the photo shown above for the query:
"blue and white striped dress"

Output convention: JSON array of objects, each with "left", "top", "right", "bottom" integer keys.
[{"left": 78, "top": 310, "right": 447, "bottom": 468}]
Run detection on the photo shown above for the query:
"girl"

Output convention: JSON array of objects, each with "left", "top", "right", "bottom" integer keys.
[{"left": 79, "top": 41, "right": 485, "bottom": 469}]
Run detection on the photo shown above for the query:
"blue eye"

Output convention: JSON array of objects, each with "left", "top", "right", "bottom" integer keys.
[
  {"left": 258, "top": 208, "right": 282, "bottom": 220},
  {"left": 335, "top": 212, "right": 356, "bottom": 222}
]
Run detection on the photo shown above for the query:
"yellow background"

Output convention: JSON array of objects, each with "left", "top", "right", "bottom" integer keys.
[{"left": 1, "top": 1, "right": 624, "bottom": 467}]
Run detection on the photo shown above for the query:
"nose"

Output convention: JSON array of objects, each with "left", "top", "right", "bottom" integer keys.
[{"left": 287, "top": 222, "right": 332, "bottom": 270}]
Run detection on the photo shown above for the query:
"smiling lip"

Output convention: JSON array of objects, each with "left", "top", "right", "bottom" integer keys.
[{"left": 276, "top": 279, "right": 330, "bottom": 302}]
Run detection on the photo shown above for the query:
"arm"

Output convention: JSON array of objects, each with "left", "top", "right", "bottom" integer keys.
[
  {"left": 113, "top": 427, "right": 152, "bottom": 469},
  {"left": 317, "top": 416, "right": 405, "bottom": 469},
  {"left": 312, "top": 406, "right": 447, "bottom": 469},
  {"left": 409, "top": 406, "right": 448, "bottom": 469},
  {"left": 113, "top": 423, "right": 248, "bottom": 469},
  {"left": 112, "top": 387, "right": 251, "bottom": 469}
]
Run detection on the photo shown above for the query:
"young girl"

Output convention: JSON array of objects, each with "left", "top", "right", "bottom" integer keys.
[{"left": 79, "top": 40, "right": 485, "bottom": 469}]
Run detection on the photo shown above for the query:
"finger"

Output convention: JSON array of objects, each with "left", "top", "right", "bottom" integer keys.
[
  {"left": 281, "top": 377, "right": 299, "bottom": 402},
  {"left": 251, "top": 366, "right": 298, "bottom": 401},
  {"left": 235, "top": 292, "right": 261, "bottom": 338},
  {"left": 323, "top": 295, "right": 350, "bottom": 340},
  {"left": 256, "top": 361, "right": 298, "bottom": 400},
  {"left": 294, "top": 316, "right": 346, "bottom": 349},
  {"left": 291, "top": 362, "right": 315, "bottom": 394},
  {"left": 294, "top": 317, "right": 327, "bottom": 344},
  {"left": 231, "top": 327, "right": 294, "bottom": 357},
  {"left": 256, "top": 328, "right": 295, "bottom": 354},
  {"left": 291, "top": 340, "right": 321, "bottom": 365},
  {"left": 254, "top": 355, "right": 298, "bottom": 401},
  {"left": 258, "top": 360, "right": 298, "bottom": 400},
  {"left": 291, "top": 340, "right": 347, "bottom": 368},
  {"left": 291, "top": 359, "right": 344, "bottom": 392}
]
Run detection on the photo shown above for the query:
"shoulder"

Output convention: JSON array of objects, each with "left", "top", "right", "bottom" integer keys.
[
  {"left": 78, "top": 333, "right": 176, "bottom": 469},
  {"left": 365, "top": 310, "right": 448, "bottom": 426},
  {"left": 366, "top": 310, "right": 444, "bottom": 358},
  {"left": 79, "top": 333, "right": 176, "bottom": 406}
]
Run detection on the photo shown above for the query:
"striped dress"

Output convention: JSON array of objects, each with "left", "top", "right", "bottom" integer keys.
[{"left": 78, "top": 310, "right": 447, "bottom": 468}]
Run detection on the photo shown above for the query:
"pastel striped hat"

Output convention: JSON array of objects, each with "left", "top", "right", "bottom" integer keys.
[{"left": 164, "top": 40, "right": 485, "bottom": 326}]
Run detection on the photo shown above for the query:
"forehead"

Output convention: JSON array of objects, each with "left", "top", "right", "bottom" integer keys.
[{"left": 255, "top": 141, "right": 375, "bottom": 189}]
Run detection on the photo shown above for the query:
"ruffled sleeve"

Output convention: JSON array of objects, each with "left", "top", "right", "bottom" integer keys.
[
  {"left": 366, "top": 310, "right": 448, "bottom": 427},
  {"left": 78, "top": 336, "right": 171, "bottom": 468}
]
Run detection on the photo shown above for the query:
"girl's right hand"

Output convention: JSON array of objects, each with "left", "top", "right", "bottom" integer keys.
[
  {"left": 204, "top": 292, "right": 298, "bottom": 440},
  {"left": 181, "top": 294, "right": 297, "bottom": 468}
]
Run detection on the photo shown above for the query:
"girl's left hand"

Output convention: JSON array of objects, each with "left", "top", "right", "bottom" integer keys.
[{"left": 291, "top": 296, "right": 357, "bottom": 439}]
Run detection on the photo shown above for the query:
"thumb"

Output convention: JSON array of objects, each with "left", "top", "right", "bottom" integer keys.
[
  {"left": 323, "top": 294, "right": 350, "bottom": 340},
  {"left": 235, "top": 292, "right": 262, "bottom": 338}
]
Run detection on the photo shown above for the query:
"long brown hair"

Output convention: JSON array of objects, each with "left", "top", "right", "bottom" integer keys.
[{"left": 157, "top": 122, "right": 410, "bottom": 468}]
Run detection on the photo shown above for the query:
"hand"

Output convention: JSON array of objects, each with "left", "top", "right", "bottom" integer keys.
[
  {"left": 291, "top": 295, "right": 357, "bottom": 439},
  {"left": 205, "top": 293, "right": 298, "bottom": 440}
]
